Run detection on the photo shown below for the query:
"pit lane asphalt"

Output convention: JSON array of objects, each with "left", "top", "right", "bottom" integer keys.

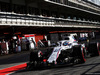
[
  {"left": 10, "top": 56, "right": 100, "bottom": 75},
  {"left": 0, "top": 51, "right": 30, "bottom": 70}
]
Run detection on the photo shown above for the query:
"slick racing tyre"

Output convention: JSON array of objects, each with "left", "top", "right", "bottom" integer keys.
[
  {"left": 81, "top": 47, "right": 86, "bottom": 63},
  {"left": 87, "top": 42, "right": 100, "bottom": 56},
  {"left": 73, "top": 45, "right": 86, "bottom": 63},
  {"left": 26, "top": 62, "right": 34, "bottom": 70},
  {"left": 97, "top": 42, "right": 100, "bottom": 56},
  {"left": 30, "top": 51, "right": 43, "bottom": 62},
  {"left": 29, "top": 51, "right": 43, "bottom": 68}
]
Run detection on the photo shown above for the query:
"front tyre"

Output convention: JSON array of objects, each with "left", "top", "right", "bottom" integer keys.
[{"left": 26, "top": 62, "right": 34, "bottom": 70}]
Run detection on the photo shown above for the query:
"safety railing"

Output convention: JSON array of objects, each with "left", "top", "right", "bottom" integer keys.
[
  {"left": 46, "top": 0, "right": 100, "bottom": 15},
  {"left": 0, "top": 12, "right": 55, "bottom": 26},
  {"left": 0, "top": 12, "right": 100, "bottom": 28},
  {"left": 68, "top": 1, "right": 100, "bottom": 14}
]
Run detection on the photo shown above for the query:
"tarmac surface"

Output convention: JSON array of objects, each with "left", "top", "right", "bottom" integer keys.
[
  {"left": 10, "top": 55, "right": 100, "bottom": 75},
  {"left": 0, "top": 51, "right": 30, "bottom": 70}
]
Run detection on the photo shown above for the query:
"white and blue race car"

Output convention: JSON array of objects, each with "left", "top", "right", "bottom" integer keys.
[{"left": 27, "top": 36, "right": 100, "bottom": 69}]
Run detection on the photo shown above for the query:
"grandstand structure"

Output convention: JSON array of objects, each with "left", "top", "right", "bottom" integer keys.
[{"left": 0, "top": 0, "right": 100, "bottom": 36}]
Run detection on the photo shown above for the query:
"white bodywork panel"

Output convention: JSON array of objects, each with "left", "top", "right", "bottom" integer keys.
[
  {"left": 47, "top": 36, "right": 83, "bottom": 63},
  {"left": 47, "top": 47, "right": 61, "bottom": 63}
]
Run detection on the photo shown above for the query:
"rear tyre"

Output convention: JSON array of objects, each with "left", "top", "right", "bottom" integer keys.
[
  {"left": 80, "top": 47, "right": 86, "bottom": 63},
  {"left": 96, "top": 42, "right": 100, "bottom": 56},
  {"left": 88, "top": 42, "right": 100, "bottom": 56},
  {"left": 73, "top": 45, "right": 86, "bottom": 63}
]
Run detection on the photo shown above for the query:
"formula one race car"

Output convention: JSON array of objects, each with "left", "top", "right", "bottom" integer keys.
[
  {"left": 27, "top": 36, "right": 100, "bottom": 69},
  {"left": 27, "top": 36, "right": 87, "bottom": 69}
]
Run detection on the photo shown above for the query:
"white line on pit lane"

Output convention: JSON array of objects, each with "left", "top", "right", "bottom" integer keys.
[
  {"left": 86, "top": 73, "right": 100, "bottom": 75},
  {"left": 6, "top": 72, "right": 15, "bottom": 75}
]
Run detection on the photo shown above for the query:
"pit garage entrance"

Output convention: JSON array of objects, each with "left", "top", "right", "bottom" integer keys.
[{"left": 0, "top": 26, "right": 99, "bottom": 40}]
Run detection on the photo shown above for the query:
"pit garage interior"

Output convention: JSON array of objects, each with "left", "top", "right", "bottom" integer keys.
[{"left": 0, "top": 26, "right": 99, "bottom": 41}]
